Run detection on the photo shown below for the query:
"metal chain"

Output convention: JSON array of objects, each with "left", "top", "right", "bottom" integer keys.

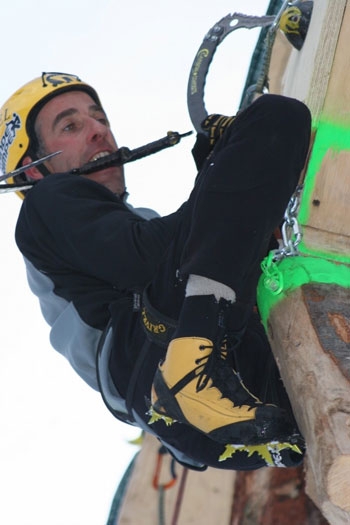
[
  {"left": 274, "top": 184, "right": 303, "bottom": 261},
  {"left": 260, "top": 185, "right": 303, "bottom": 295}
]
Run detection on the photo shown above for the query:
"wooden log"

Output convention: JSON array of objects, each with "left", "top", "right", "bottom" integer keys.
[
  {"left": 263, "top": 283, "right": 350, "bottom": 523},
  {"left": 231, "top": 467, "right": 328, "bottom": 525}
]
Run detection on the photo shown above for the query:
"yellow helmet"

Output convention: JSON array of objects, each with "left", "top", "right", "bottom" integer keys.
[{"left": 0, "top": 72, "right": 101, "bottom": 198}]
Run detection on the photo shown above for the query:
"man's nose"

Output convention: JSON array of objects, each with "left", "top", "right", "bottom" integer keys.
[{"left": 87, "top": 118, "right": 108, "bottom": 141}]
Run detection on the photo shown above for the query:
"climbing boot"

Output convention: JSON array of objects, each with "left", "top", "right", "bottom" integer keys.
[
  {"left": 150, "top": 337, "right": 296, "bottom": 445},
  {"left": 149, "top": 296, "right": 296, "bottom": 445}
]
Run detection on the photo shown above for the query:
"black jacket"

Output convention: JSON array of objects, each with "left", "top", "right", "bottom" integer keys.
[{"left": 16, "top": 173, "right": 184, "bottom": 389}]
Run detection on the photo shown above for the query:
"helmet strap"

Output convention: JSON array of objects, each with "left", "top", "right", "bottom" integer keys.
[
  {"left": 25, "top": 147, "right": 52, "bottom": 178},
  {"left": 35, "top": 161, "right": 51, "bottom": 177}
]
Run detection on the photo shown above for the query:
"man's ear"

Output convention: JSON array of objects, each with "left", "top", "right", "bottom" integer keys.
[{"left": 22, "top": 155, "right": 44, "bottom": 180}]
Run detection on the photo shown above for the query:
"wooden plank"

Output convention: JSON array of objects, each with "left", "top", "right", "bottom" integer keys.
[
  {"left": 117, "top": 433, "right": 180, "bottom": 524},
  {"left": 303, "top": 1, "right": 350, "bottom": 250},
  {"left": 302, "top": 226, "right": 350, "bottom": 258},
  {"left": 270, "top": 0, "right": 350, "bottom": 257},
  {"left": 269, "top": 0, "right": 347, "bottom": 116},
  {"left": 307, "top": 150, "right": 350, "bottom": 238}
]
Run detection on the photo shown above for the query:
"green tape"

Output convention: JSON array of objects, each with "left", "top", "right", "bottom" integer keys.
[{"left": 257, "top": 255, "right": 350, "bottom": 329}]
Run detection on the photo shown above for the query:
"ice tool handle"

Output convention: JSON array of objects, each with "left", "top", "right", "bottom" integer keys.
[
  {"left": 70, "top": 130, "right": 193, "bottom": 176},
  {"left": 0, "top": 131, "right": 192, "bottom": 191}
]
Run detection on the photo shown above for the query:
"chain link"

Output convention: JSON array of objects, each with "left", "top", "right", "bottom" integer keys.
[
  {"left": 261, "top": 185, "right": 303, "bottom": 295},
  {"left": 274, "top": 184, "right": 303, "bottom": 261}
]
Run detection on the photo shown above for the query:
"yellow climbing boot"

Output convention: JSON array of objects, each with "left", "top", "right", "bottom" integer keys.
[{"left": 150, "top": 337, "right": 296, "bottom": 445}]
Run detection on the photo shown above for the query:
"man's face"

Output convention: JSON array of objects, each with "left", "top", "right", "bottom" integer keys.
[{"left": 34, "top": 90, "right": 125, "bottom": 195}]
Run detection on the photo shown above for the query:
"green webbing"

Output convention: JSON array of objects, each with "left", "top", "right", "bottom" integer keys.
[{"left": 257, "top": 254, "right": 350, "bottom": 329}]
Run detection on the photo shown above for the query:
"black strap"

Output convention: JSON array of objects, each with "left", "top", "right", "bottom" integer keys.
[{"left": 141, "top": 287, "right": 178, "bottom": 348}]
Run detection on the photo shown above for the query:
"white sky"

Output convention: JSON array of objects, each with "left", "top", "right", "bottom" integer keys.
[{"left": 0, "top": 1, "right": 270, "bottom": 524}]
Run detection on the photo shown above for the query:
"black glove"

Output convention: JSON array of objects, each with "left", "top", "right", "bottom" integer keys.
[
  {"left": 201, "top": 114, "right": 235, "bottom": 147},
  {"left": 191, "top": 114, "right": 235, "bottom": 171}
]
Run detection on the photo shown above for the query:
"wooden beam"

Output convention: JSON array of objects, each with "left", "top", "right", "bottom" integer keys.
[{"left": 270, "top": 0, "right": 347, "bottom": 118}]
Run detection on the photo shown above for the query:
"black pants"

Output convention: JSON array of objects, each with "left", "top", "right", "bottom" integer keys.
[{"left": 110, "top": 95, "right": 311, "bottom": 470}]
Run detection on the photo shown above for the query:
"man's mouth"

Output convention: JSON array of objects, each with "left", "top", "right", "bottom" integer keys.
[{"left": 89, "top": 151, "right": 112, "bottom": 162}]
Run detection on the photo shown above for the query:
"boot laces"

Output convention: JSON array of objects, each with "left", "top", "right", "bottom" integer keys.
[
  {"left": 195, "top": 337, "right": 259, "bottom": 407},
  {"left": 195, "top": 341, "right": 227, "bottom": 391}
]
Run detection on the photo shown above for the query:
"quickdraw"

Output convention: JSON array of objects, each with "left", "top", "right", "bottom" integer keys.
[
  {"left": 152, "top": 445, "right": 177, "bottom": 491},
  {"left": 152, "top": 446, "right": 178, "bottom": 525}
]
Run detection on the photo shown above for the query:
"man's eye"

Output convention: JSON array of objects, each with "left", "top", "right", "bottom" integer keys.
[
  {"left": 97, "top": 116, "right": 109, "bottom": 126},
  {"left": 62, "top": 122, "right": 75, "bottom": 132}
]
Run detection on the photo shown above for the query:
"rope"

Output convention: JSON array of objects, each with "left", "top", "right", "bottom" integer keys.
[
  {"left": 158, "top": 486, "right": 166, "bottom": 525},
  {"left": 171, "top": 467, "right": 189, "bottom": 525},
  {"left": 152, "top": 446, "right": 178, "bottom": 525}
]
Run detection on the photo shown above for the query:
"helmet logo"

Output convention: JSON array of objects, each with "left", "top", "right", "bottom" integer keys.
[
  {"left": 42, "top": 72, "right": 82, "bottom": 88},
  {"left": 0, "top": 112, "right": 21, "bottom": 175}
]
